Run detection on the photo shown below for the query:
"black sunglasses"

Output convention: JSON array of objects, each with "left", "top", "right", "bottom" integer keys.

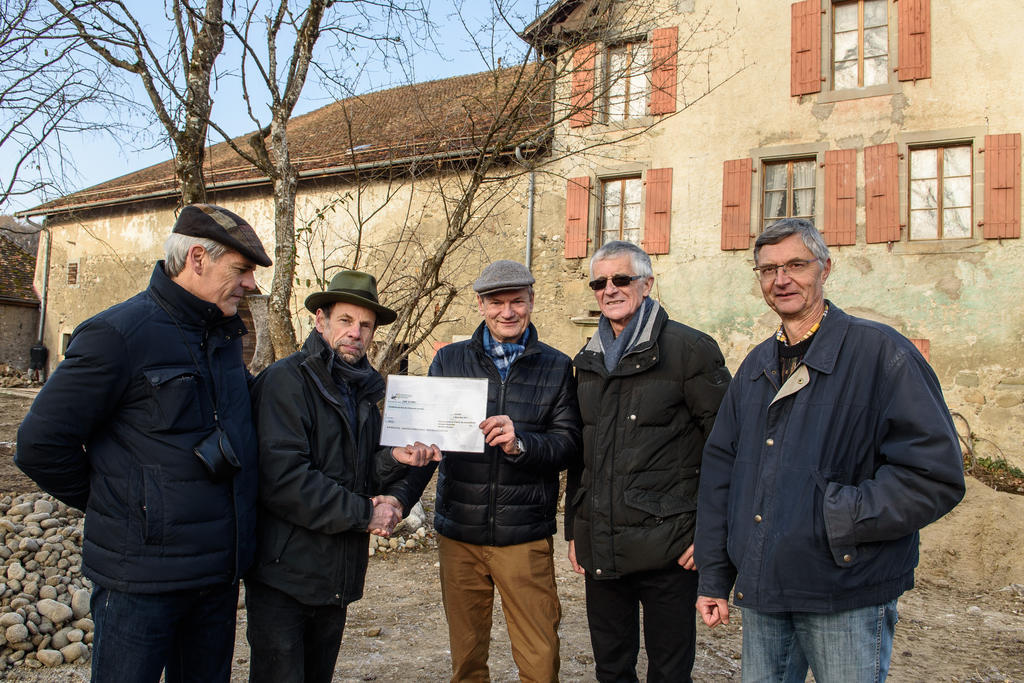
[{"left": 588, "top": 274, "right": 643, "bottom": 291}]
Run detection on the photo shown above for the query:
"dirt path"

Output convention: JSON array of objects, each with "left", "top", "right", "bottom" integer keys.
[{"left": 1, "top": 390, "right": 1022, "bottom": 682}]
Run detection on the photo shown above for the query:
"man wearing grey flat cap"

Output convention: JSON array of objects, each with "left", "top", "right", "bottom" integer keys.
[
  {"left": 413, "top": 259, "right": 582, "bottom": 682},
  {"left": 245, "top": 269, "right": 436, "bottom": 683},
  {"left": 17, "top": 203, "right": 271, "bottom": 681}
]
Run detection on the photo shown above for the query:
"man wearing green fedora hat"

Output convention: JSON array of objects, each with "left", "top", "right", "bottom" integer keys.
[{"left": 244, "top": 270, "right": 434, "bottom": 683}]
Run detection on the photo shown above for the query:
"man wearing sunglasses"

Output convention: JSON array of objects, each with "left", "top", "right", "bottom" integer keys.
[
  {"left": 566, "top": 240, "right": 730, "bottom": 682},
  {"left": 695, "top": 218, "right": 965, "bottom": 681}
]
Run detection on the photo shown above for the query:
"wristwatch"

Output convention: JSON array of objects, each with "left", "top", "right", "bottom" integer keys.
[{"left": 514, "top": 437, "right": 526, "bottom": 455}]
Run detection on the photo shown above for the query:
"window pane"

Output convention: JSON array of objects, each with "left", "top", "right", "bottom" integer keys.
[
  {"left": 622, "top": 226, "right": 641, "bottom": 244},
  {"left": 764, "top": 164, "right": 788, "bottom": 190},
  {"left": 863, "top": 0, "right": 887, "bottom": 28},
  {"left": 910, "top": 149, "right": 938, "bottom": 180},
  {"left": 910, "top": 209, "right": 938, "bottom": 239},
  {"left": 944, "top": 146, "right": 972, "bottom": 177},
  {"left": 834, "top": 3, "right": 858, "bottom": 32},
  {"left": 864, "top": 56, "right": 888, "bottom": 87},
  {"left": 834, "top": 60, "right": 857, "bottom": 89},
  {"left": 604, "top": 181, "right": 621, "bottom": 205},
  {"left": 942, "top": 208, "right": 971, "bottom": 238},
  {"left": 623, "top": 204, "right": 642, "bottom": 232},
  {"left": 792, "top": 161, "right": 815, "bottom": 189},
  {"left": 793, "top": 189, "right": 815, "bottom": 218},
  {"left": 863, "top": 27, "right": 888, "bottom": 58},
  {"left": 603, "top": 205, "right": 621, "bottom": 239},
  {"left": 911, "top": 178, "right": 938, "bottom": 210},
  {"left": 624, "top": 178, "right": 642, "bottom": 204},
  {"left": 834, "top": 31, "right": 859, "bottom": 62},
  {"left": 943, "top": 176, "right": 972, "bottom": 208},
  {"left": 764, "top": 191, "right": 786, "bottom": 220}
]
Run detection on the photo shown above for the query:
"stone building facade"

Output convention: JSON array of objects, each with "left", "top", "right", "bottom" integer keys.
[
  {"left": 19, "top": 0, "right": 1024, "bottom": 466},
  {"left": 0, "top": 234, "right": 40, "bottom": 372}
]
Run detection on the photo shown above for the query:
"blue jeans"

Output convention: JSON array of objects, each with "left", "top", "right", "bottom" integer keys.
[
  {"left": 244, "top": 579, "right": 348, "bottom": 683},
  {"left": 741, "top": 600, "right": 899, "bottom": 683},
  {"left": 90, "top": 582, "right": 239, "bottom": 683}
]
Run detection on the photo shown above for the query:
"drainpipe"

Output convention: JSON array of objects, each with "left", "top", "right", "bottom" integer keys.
[
  {"left": 515, "top": 145, "right": 536, "bottom": 268},
  {"left": 25, "top": 218, "right": 50, "bottom": 344}
]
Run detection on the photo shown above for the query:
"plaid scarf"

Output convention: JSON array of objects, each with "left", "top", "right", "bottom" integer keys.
[{"left": 482, "top": 326, "right": 529, "bottom": 381}]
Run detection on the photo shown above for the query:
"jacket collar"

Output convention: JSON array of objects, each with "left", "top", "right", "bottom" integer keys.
[
  {"left": 148, "top": 261, "right": 246, "bottom": 336},
  {"left": 581, "top": 300, "right": 665, "bottom": 357},
  {"left": 299, "top": 330, "right": 385, "bottom": 405},
  {"left": 469, "top": 321, "right": 540, "bottom": 352},
  {"left": 750, "top": 300, "right": 850, "bottom": 380}
]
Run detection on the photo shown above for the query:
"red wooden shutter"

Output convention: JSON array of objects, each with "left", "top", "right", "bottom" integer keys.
[
  {"left": 983, "top": 133, "right": 1021, "bottom": 239},
  {"left": 650, "top": 27, "right": 678, "bottom": 115},
  {"left": 909, "top": 338, "right": 930, "bottom": 362},
  {"left": 565, "top": 176, "right": 591, "bottom": 258},
  {"left": 570, "top": 44, "right": 597, "bottom": 128},
  {"left": 824, "top": 149, "right": 856, "bottom": 246},
  {"left": 643, "top": 168, "right": 672, "bottom": 254},
  {"left": 791, "top": 0, "right": 822, "bottom": 96},
  {"left": 865, "top": 143, "right": 901, "bottom": 243},
  {"left": 721, "top": 158, "right": 752, "bottom": 251},
  {"left": 897, "top": 0, "right": 931, "bottom": 81}
]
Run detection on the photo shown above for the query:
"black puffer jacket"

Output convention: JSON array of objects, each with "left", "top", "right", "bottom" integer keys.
[
  {"left": 426, "top": 322, "right": 581, "bottom": 547},
  {"left": 246, "top": 331, "right": 422, "bottom": 606},
  {"left": 16, "top": 263, "right": 258, "bottom": 593},
  {"left": 567, "top": 303, "right": 730, "bottom": 579}
]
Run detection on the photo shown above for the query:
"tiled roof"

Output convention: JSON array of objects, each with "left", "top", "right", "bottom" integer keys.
[
  {"left": 27, "top": 64, "right": 551, "bottom": 216},
  {"left": 0, "top": 234, "right": 38, "bottom": 305}
]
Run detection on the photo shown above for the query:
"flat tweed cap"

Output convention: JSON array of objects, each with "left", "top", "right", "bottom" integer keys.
[
  {"left": 473, "top": 260, "right": 535, "bottom": 295},
  {"left": 172, "top": 204, "right": 272, "bottom": 267}
]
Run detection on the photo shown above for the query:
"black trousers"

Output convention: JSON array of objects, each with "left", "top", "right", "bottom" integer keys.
[
  {"left": 584, "top": 564, "right": 699, "bottom": 683},
  {"left": 244, "top": 579, "right": 348, "bottom": 683}
]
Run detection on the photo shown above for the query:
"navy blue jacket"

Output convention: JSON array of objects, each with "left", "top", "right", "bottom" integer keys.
[
  {"left": 16, "top": 263, "right": 258, "bottom": 593},
  {"left": 694, "top": 303, "right": 965, "bottom": 613},
  {"left": 424, "top": 322, "right": 581, "bottom": 547}
]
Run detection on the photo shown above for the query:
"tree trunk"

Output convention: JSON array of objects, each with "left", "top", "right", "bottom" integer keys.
[{"left": 266, "top": 119, "right": 299, "bottom": 360}]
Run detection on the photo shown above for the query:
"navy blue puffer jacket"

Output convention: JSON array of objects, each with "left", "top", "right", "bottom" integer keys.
[
  {"left": 16, "top": 263, "right": 258, "bottom": 593},
  {"left": 426, "top": 322, "right": 581, "bottom": 547}
]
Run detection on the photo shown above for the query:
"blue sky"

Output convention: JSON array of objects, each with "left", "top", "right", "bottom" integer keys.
[{"left": 8, "top": 0, "right": 542, "bottom": 213}]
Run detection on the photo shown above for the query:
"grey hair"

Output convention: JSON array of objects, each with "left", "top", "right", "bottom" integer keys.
[
  {"left": 589, "top": 240, "right": 653, "bottom": 279},
  {"left": 163, "top": 233, "right": 230, "bottom": 276},
  {"left": 754, "top": 218, "right": 830, "bottom": 265}
]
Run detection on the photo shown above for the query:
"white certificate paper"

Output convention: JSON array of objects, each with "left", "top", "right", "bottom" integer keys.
[{"left": 379, "top": 375, "right": 488, "bottom": 453}]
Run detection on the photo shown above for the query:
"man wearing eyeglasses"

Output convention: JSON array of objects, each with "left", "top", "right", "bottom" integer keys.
[
  {"left": 566, "top": 240, "right": 730, "bottom": 682},
  {"left": 694, "top": 218, "right": 965, "bottom": 681}
]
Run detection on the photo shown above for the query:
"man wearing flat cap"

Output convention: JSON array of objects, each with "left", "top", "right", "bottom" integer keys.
[
  {"left": 244, "top": 270, "right": 435, "bottom": 683},
  {"left": 17, "top": 204, "right": 272, "bottom": 681},
  {"left": 415, "top": 259, "right": 582, "bottom": 682}
]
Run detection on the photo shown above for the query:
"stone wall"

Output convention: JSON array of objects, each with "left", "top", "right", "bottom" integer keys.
[{"left": 0, "top": 306, "right": 37, "bottom": 372}]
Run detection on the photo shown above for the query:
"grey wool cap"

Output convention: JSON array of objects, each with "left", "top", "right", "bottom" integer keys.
[{"left": 473, "top": 260, "right": 535, "bottom": 295}]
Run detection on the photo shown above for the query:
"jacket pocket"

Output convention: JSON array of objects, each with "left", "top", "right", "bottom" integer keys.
[
  {"left": 134, "top": 465, "right": 164, "bottom": 546},
  {"left": 142, "top": 366, "right": 204, "bottom": 433},
  {"left": 623, "top": 488, "right": 696, "bottom": 521}
]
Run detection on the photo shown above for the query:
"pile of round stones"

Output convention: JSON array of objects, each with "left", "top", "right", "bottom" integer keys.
[
  {"left": 368, "top": 502, "right": 437, "bottom": 557},
  {"left": 0, "top": 492, "right": 93, "bottom": 672}
]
